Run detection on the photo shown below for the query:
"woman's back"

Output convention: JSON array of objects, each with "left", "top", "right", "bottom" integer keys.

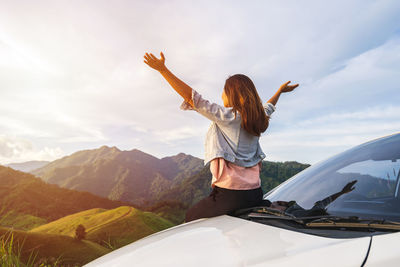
[{"left": 181, "top": 89, "right": 275, "bottom": 167}]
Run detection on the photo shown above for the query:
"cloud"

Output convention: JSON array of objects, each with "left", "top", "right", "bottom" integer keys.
[
  {"left": 155, "top": 126, "right": 205, "bottom": 144},
  {"left": 0, "top": 1, "right": 399, "bottom": 163},
  {"left": 261, "top": 104, "right": 400, "bottom": 164},
  {"left": 302, "top": 36, "right": 400, "bottom": 111},
  {"left": 0, "top": 135, "right": 64, "bottom": 164}
]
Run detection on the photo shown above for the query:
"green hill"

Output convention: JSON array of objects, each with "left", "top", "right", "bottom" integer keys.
[
  {"left": 260, "top": 160, "right": 310, "bottom": 193},
  {"left": 0, "top": 226, "right": 110, "bottom": 266},
  {"left": 30, "top": 206, "right": 175, "bottom": 249},
  {"left": 144, "top": 160, "right": 310, "bottom": 223},
  {"left": 0, "top": 165, "right": 132, "bottom": 229},
  {"left": 155, "top": 160, "right": 310, "bottom": 207}
]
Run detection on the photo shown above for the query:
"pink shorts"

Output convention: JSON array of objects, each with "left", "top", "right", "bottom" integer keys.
[{"left": 210, "top": 157, "right": 261, "bottom": 190}]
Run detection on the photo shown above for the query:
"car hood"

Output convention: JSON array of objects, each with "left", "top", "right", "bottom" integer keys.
[{"left": 84, "top": 215, "right": 370, "bottom": 267}]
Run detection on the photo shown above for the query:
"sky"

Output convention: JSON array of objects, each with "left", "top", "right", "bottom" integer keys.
[{"left": 0, "top": 0, "right": 400, "bottom": 165}]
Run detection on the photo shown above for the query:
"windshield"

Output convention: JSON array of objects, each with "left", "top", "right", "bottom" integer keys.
[{"left": 265, "top": 133, "right": 400, "bottom": 222}]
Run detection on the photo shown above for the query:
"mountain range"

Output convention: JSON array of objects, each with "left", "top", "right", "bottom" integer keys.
[
  {"left": 31, "top": 146, "right": 204, "bottom": 206},
  {"left": 6, "top": 160, "right": 50, "bottom": 172},
  {"left": 7, "top": 146, "right": 310, "bottom": 224}
]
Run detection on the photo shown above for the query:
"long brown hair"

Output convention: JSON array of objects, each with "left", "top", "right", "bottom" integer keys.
[{"left": 224, "top": 74, "right": 269, "bottom": 136}]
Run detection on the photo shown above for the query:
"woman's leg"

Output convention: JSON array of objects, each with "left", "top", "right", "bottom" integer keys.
[{"left": 185, "top": 186, "right": 263, "bottom": 222}]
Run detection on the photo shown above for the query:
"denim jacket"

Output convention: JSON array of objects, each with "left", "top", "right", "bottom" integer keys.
[{"left": 181, "top": 89, "right": 276, "bottom": 167}]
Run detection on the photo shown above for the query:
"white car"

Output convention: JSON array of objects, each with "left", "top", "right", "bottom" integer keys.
[{"left": 85, "top": 133, "right": 400, "bottom": 267}]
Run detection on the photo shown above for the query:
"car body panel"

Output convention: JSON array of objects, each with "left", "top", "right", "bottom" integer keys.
[
  {"left": 84, "top": 215, "right": 370, "bottom": 267},
  {"left": 365, "top": 231, "right": 400, "bottom": 266}
]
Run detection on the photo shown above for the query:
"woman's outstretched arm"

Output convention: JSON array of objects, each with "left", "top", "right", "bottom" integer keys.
[
  {"left": 267, "top": 81, "right": 299, "bottom": 106},
  {"left": 144, "top": 52, "right": 193, "bottom": 106}
]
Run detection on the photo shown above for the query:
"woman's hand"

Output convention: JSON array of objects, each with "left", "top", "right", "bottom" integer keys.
[
  {"left": 144, "top": 52, "right": 167, "bottom": 72},
  {"left": 144, "top": 51, "right": 193, "bottom": 104},
  {"left": 279, "top": 81, "right": 299, "bottom": 93},
  {"left": 267, "top": 81, "right": 299, "bottom": 106}
]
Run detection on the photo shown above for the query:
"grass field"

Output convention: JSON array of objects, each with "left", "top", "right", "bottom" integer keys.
[
  {"left": 0, "top": 226, "right": 110, "bottom": 266},
  {"left": 0, "top": 206, "right": 175, "bottom": 266},
  {"left": 0, "top": 209, "right": 47, "bottom": 230},
  {"left": 30, "top": 206, "right": 175, "bottom": 249}
]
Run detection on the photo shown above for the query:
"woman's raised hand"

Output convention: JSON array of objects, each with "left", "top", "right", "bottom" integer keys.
[
  {"left": 144, "top": 52, "right": 167, "bottom": 72},
  {"left": 279, "top": 81, "right": 299, "bottom": 93}
]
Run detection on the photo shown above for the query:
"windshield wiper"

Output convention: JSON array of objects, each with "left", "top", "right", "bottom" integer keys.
[
  {"left": 238, "top": 206, "right": 343, "bottom": 222},
  {"left": 247, "top": 208, "right": 348, "bottom": 223},
  {"left": 242, "top": 206, "right": 306, "bottom": 224},
  {"left": 306, "top": 216, "right": 400, "bottom": 231},
  {"left": 241, "top": 208, "right": 400, "bottom": 231}
]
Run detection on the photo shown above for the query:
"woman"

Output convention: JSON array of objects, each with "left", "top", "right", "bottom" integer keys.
[{"left": 143, "top": 51, "right": 298, "bottom": 222}]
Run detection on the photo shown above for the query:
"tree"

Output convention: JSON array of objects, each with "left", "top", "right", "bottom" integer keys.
[{"left": 75, "top": 224, "right": 86, "bottom": 241}]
